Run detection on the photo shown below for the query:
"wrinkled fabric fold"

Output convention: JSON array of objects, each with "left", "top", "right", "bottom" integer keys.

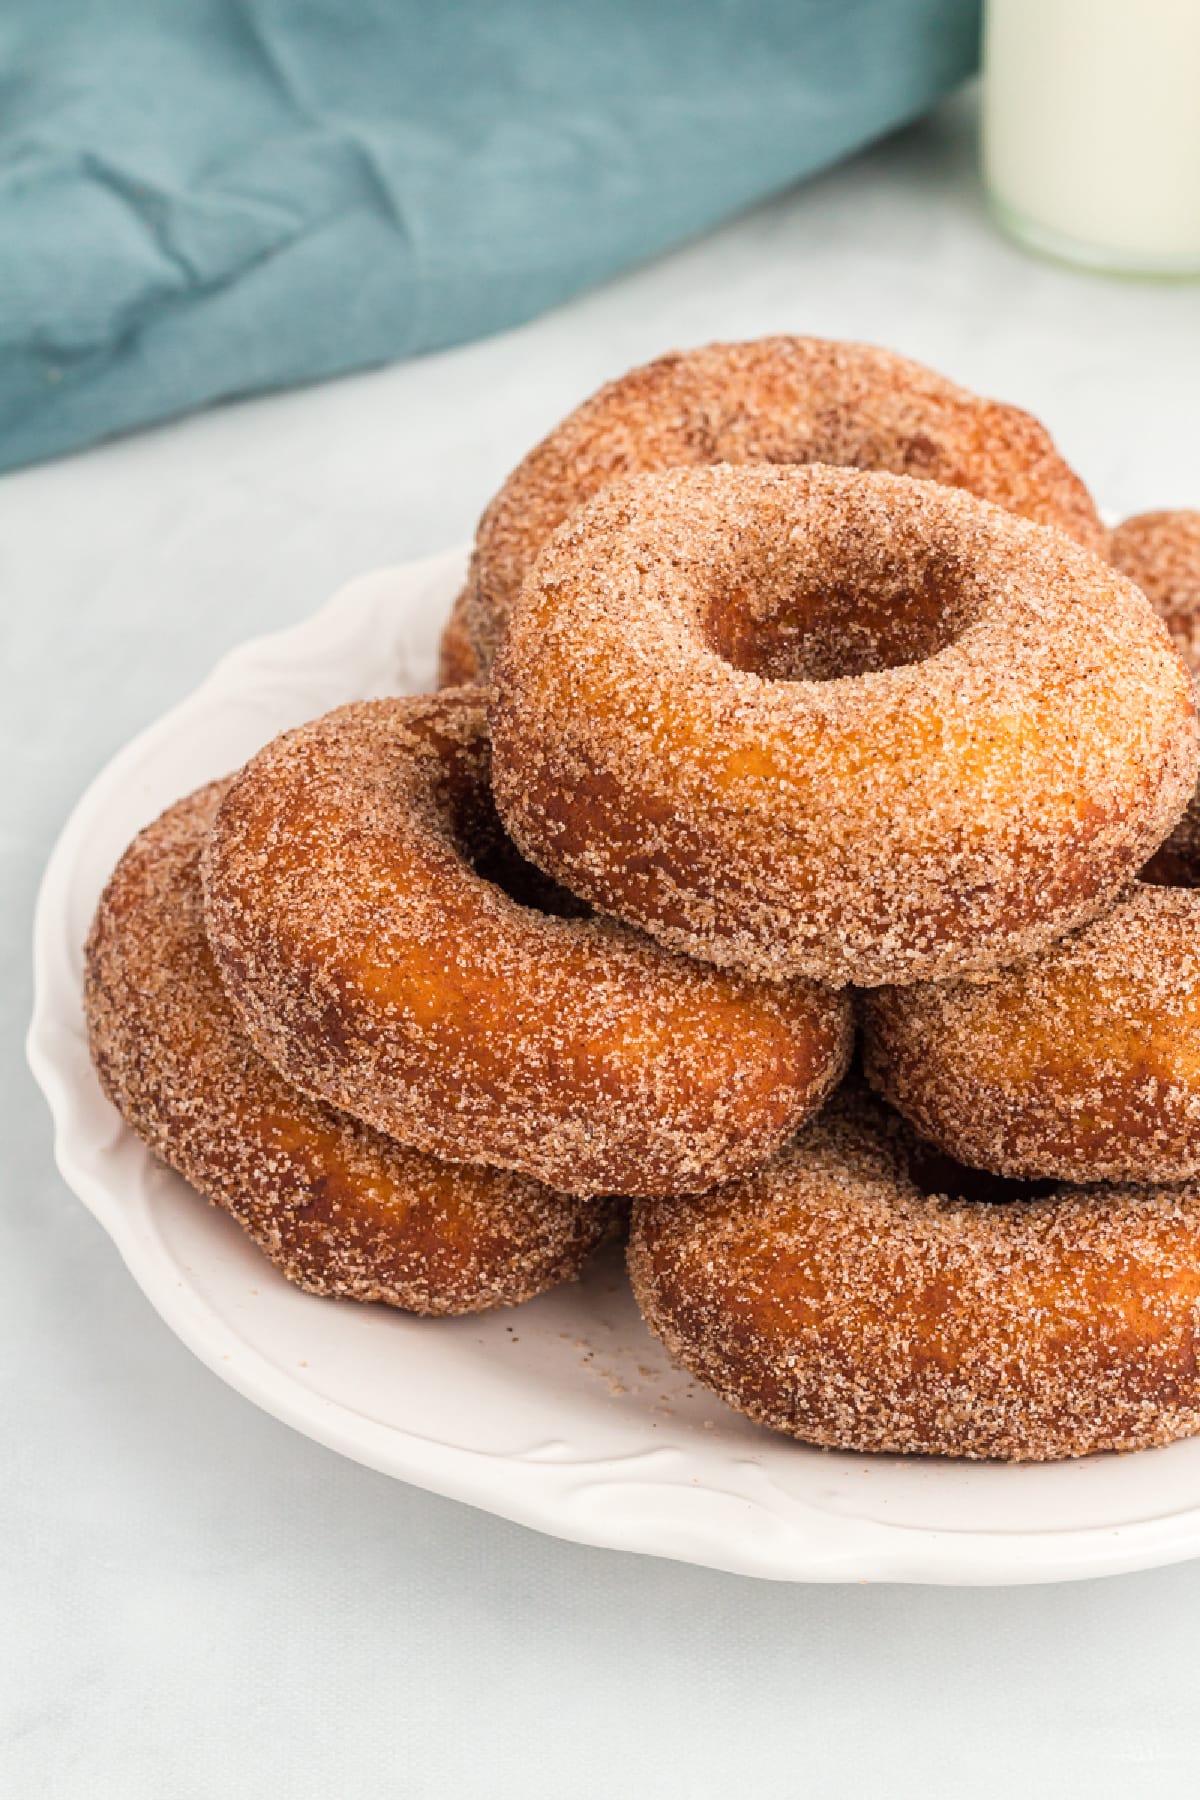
[{"left": 0, "top": 0, "right": 980, "bottom": 471}]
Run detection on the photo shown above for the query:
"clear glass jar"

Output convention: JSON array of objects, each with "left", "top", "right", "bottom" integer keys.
[{"left": 982, "top": 0, "right": 1200, "bottom": 276}]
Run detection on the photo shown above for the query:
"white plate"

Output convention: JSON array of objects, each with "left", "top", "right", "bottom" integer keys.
[{"left": 28, "top": 547, "right": 1200, "bottom": 1586}]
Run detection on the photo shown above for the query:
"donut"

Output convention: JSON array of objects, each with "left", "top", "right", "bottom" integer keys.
[
  {"left": 84, "top": 783, "right": 614, "bottom": 1315},
  {"left": 862, "top": 858, "right": 1200, "bottom": 1184},
  {"left": 1110, "top": 510, "right": 1200, "bottom": 672},
  {"left": 863, "top": 514, "right": 1200, "bottom": 1180},
  {"left": 466, "top": 335, "right": 1105, "bottom": 671},
  {"left": 628, "top": 1086, "right": 1200, "bottom": 1460},
  {"left": 202, "top": 690, "right": 852, "bottom": 1196},
  {"left": 437, "top": 591, "right": 480, "bottom": 689},
  {"left": 489, "top": 463, "right": 1197, "bottom": 988}
]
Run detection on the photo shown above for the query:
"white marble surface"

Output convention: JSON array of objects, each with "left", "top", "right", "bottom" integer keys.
[{"left": 6, "top": 91, "right": 1200, "bottom": 1796}]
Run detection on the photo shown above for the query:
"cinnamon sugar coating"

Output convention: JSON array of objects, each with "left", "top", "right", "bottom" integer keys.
[
  {"left": 85, "top": 784, "right": 613, "bottom": 1315},
  {"left": 490, "top": 463, "right": 1197, "bottom": 988},
  {"left": 466, "top": 335, "right": 1105, "bottom": 671},
  {"left": 628, "top": 1087, "right": 1200, "bottom": 1461},
  {"left": 437, "top": 590, "right": 480, "bottom": 689},
  {"left": 202, "top": 691, "right": 852, "bottom": 1197},
  {"left": 864, "top": 871, "right": 1200, "bottom": 1184}
]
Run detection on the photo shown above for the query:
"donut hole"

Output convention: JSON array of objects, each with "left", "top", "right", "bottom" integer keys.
[
  {"left": 904, "top": 1139, "right": 1059, "bottom": 1207},
  {"left": 448, "top": 783, "right": 591, "bottom": 920},
  {"left": 702, "top": 544, "right": 975, "bottom": 682}
]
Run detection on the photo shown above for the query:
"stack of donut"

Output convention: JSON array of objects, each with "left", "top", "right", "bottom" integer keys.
[{"left": 86, "top": 337, "right": 1200, "bottom": 1463}]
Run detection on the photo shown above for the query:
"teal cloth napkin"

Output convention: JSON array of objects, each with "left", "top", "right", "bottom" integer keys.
[{"left": 0, "top": 1, "right": 980, "bottom": 472}]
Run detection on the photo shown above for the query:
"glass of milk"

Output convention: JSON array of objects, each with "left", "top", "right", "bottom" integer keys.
[{"left": 982, "top": 0, "right": 1200, "bottom": 275}]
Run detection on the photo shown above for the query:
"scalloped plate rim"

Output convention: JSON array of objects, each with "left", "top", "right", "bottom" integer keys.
[{"left": 27, "top": 547, "right": 1200, "bottom": 1587}]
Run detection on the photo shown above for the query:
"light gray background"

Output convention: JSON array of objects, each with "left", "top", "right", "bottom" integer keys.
[{"left": 6, "top": 96, "right": 1200, "bottom": 1797}]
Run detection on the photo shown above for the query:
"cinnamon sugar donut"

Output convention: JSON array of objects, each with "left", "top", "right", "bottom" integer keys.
[
  {"left": 629, "top": 1087, "right": 1200, "bottom": 1460},
  {"left": 466, "top": 335, "right": 1105, "bottom": 670},
  {"left": 85, "top": 783, "right": 612, "bottom": 1315},
  {"left": 490, "top": 463, "right": 1197, "bottom": 988},
  {"left": 863, "top": 863, "right": 1200, "bottom": 1185},
  {"left": 437, "top": 591, "right": 479, "bottom": 689},
  {"left": 202, "top": 691, "right": 852, "bottom": 1197}
]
